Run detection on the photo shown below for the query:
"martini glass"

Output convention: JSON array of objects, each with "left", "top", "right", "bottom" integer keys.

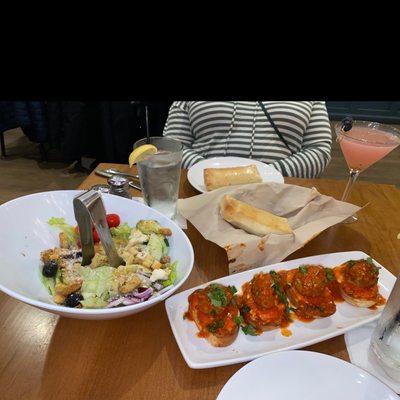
[{"left": 335, "top": 120, "right": 400, "bottom": 223}]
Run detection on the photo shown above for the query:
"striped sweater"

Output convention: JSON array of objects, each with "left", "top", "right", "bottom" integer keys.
[{"left": 163, "top": 101, "right": 332, "bottom": 178}]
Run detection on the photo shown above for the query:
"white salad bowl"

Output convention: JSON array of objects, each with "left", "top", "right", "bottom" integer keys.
[{"left": 0, "top": 190, "right": 194, "bottom": 320}]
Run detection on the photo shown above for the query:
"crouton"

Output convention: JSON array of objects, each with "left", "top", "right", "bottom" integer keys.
[
  {"left": 151, "top": 260, "right": 163, "bottom": 270},
  {"left": 59, "top": 232, "right": 70, "bottom": 249},
  {"left": 90, "top": 253, "right": 108, "bottom": 268},
  {"left": 160, "top": 255, "right": 171, "bottom": 264},
  {"left": 158, "top": 228, "right": 172, "bottom": 236}
]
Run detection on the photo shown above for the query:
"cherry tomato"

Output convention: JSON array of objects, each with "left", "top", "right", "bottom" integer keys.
[
  {"left": 106, "top": 213, "right": 120, "bottom": 228},
  {"left": 92, "top": 228, "right": 100, "bottom": 243}
]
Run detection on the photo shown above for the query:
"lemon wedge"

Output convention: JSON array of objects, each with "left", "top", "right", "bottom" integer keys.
[{"left": 128, "top": 144, "right": 157, "bottom": 167}]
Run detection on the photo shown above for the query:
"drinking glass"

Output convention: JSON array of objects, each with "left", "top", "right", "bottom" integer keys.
[
  {"left": 370, "top": 272, "right": 400, "bottom": 382},
  {"left": 335, "top": 120, "right": 400, "bottom": 223},
  {"left": 134, "top": 137, "right": 183, "bottom": 219}
]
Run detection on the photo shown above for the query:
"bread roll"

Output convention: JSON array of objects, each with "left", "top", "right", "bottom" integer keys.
[
  {"left": 220, "top": 195, "right": 293, "bottom": 236},
  {"left": 204, "top": 165, "right": 262, "bottom": 191}
]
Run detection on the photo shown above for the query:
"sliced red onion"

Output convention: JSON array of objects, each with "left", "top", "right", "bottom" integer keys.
[
  {"left": 106, "top": 287, "right": 156, "bottom": 308},
  {"left": 122, "top": 297, "right": 143, "bottom": 305},
  {"left": 106, "top": 297, "right": 125, "bottom": 308},
  {"left": 153, "top": 282, "right": 164, "bottom": 291},
  {"left": 133, "top": 287, "right": 153, "bottom": 299}
]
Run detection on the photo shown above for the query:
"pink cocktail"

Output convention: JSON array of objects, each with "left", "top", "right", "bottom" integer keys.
[
  {"left": 339, "top": 126, "right": 400, "bottom": 172},
  {"left": 335, "top": 120, "right": 400, "bottom": 223}
]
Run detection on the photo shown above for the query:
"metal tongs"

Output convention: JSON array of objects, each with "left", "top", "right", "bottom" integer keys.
[{"left": 73, "top": 190, "right": 125, "bottom": 267}]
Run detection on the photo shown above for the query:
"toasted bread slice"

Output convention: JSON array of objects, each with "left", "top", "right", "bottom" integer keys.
[
  {"left": 339, "top": 287, "right": 377, "bottom": 308},
  {"left": 191, "top": 307, "right": 239, "bottom": 347}
]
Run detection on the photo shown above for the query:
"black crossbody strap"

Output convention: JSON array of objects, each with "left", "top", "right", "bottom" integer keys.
[{"left": 258, "top": 101, "right": 294, "bottom": 155}]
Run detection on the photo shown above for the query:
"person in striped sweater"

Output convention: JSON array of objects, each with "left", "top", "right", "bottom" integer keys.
[{"left": 163, "top": 101, "right": 332, "bottom": 178}]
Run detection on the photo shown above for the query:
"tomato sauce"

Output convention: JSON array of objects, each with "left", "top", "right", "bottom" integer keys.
[
  {"left": 281, "top": 327, "right": 292, "bottom": 337},
  {"left": 183, "top": 311, "right": 193, "bottom": 321},
  {"left": 369, "top": 294, "right": 386, "bottom": 310},
  {"left": 184, "top": 259, "right": 386, "bottom": 344},
  {"left": 185, "top": 285, "right": 239, "bottom": 339},
  {"left": 238, "top": 274, "right": 290, "bottom": 334},
  {"left": 292, "top": 313, "right": 315, "bottom": 323},
  {"left": 327, "top": 280, "right": 344, "bottom": 303}
]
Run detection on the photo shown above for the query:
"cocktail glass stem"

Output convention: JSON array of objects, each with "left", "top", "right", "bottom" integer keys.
[{"left": 341, "top": 168, "right": 360, "bottom": 223}]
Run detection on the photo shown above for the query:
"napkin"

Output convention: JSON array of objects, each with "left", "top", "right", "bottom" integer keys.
[
  {"left": 132, "top": 197, "right": 187, "bottom": 229},
  {"left": 178, "top": 182, "right": 361, "bottom": 274},
  {"left": 345, "top": 323, "right": 400, "bottom": 393}
]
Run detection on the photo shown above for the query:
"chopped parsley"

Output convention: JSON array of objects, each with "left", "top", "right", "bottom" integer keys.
[
  {"left": 207, "top": 320, "right": 224, "bottom": 333},
  {"left": 299, "top": 265, "right": 308, "bottom": 275},
  {"left": 325, "top": 268, "right": 335, "bottom": 282},
  {"left": 366, "top": 257, "right": 381, "bottom": 275},
  {"left": 207, "top": 284, "right": 228, "bottom": 307},
  {"left": 234, "top": 315, "right": 244, "bottom": 325},
  {"left": 241, "top": 305, "right": 250, "bottom": 314},
  {"left": 164, "top": 238, "right": 169, "bottom": 246},
  {"left": 242, "top": 324, "right": 258, "bottom": 336},
  {"left": 270, "top": 271, "right": 290, "bottom": 315},
  {"left": 228, "top": 285, "right": 237, "bottom": 295}
]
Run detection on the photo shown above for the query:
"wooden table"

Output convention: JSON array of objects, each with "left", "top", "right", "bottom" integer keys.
[{"left": 1, "top": 163, "right": 400, "bottom": 400}]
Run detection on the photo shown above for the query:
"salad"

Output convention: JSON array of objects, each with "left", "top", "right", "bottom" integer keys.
[{"left": 40, "top": 214, "right": 178, "bottom": 309}]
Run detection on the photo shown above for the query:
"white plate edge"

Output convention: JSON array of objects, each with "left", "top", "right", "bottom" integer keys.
[{"left": 216, "top": 350, "right": 398, "bottom": 399}]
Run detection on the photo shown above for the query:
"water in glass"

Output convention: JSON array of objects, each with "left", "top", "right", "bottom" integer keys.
[{"left": 137, "top": 149, "right": 181, "bottom": 219}]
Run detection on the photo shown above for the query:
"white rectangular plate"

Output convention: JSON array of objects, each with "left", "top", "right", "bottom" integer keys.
[{"left": 165, "top": 251, "right": 395, "bottom": 369}]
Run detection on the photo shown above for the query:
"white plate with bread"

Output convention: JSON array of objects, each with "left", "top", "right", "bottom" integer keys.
[
  {"left": 165, "top": 251, "right": 395, "bottom": 369},
  {"left": 187, "top": 157, "right": 284, "bottom": 193}
]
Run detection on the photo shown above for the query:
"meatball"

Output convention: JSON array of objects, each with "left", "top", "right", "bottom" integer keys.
[
  {"left": 194, "top": 285, "right": 230, "bottom": 316},
  {"left": 345, "top": 260, "right": 377, "bottom": 288},
  {"left": 251, "top": 273, "right": 276, "bottom": 309},
  {"left": 293, "top": 265, "right": 328, "bottom": 297}
]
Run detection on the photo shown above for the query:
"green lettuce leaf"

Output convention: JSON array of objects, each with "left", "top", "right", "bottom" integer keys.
[
  {"left": 48, "top": 217, "right": 77, "bottom": 246},
  {"left": 162, "top": 261, "right": 178, "bottom": 287},
  {"left": 40, "top": 274, "right": 56, "bottom": 295},
  {"left": 110, "top": 223, "right": 132, "bottom": 242},
  {"left": 78, "top": 266, "right": 118, "bottom": 304},
  {"left": 80, "top": 296, "right": 108, "bottom": 309}
]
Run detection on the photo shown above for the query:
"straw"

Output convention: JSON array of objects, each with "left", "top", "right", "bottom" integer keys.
[{"left": 145, "top": 105, "right": 150, "bottom": 144}]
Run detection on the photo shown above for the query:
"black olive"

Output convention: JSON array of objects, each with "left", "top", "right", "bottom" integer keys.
[
  {"left": 42, "top": 260, "right": 58, "bottom": 277},
  {"left": 65, "top": 292, "right": 84, "bottom": 308},
  {"left": 341, "top": 117, "right": 353, "bottom": 132},
  {"left": 75, "top": 251, "right": 82, "bottom": 259}
]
